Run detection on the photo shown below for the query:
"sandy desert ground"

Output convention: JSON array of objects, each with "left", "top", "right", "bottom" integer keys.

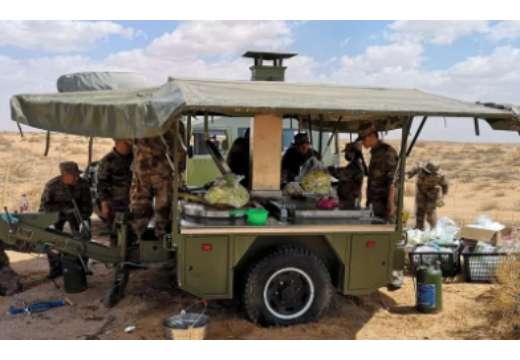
[{"left": 0, "top": 131, "right": 519, "bottom": 339}]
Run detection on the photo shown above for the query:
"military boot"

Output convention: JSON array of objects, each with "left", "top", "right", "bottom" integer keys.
[{"left": 0, "top": 266, "right": 22, "bottom": 296}]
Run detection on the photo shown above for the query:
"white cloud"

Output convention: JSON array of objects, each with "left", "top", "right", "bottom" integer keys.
[
  {"left": 0, "top": 21, "right": 135, "bottom": 53},
  {"left": 387, "top": 20, "right": 489, "bottom": 45},
  {"left": 487, "top": 21, "right": 520, "bottom": 41},
  {"left": 147, "top": 21, "right": 293, "bottom": 58},
  {"left": 341, "top": 42, "right": 424, "bottom": 74},
  {"left": 103, "top": 21, "right": 295, "bottom": 83}
]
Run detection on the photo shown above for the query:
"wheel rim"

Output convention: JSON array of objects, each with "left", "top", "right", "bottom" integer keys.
[{"left": 263, "top": 267, "right": 315, "bottom": 320}]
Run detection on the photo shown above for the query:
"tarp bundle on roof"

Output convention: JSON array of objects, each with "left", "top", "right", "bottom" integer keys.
[{"left": 10, "top": 78, "right": 520, "bottom": 138}]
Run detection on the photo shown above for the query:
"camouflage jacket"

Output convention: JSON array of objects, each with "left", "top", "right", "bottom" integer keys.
[
  {"left": 329, "top": 160, "right": 364, "bottom": 209},
  {"left": 367, "top": 141, "right": 398, "bottom": 202},
  {"left": 39, "top": 176, "right": 93, "bottom": 220},
  {"left": 132, "top": 123, "right": 186, "bottom": 178},
  {"left": 281, "top": 146, "right": 321, "bottom": 183},
  {"left": 408, "top": 167, "right": 449, "bottom": 201},
  {"left": 97, "top": 148, "right": 133, "bottom": 204}
]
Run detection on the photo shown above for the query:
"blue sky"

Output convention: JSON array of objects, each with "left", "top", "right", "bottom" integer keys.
[{"left": 1, "top": 20, "right": 520, "bottom": 142}]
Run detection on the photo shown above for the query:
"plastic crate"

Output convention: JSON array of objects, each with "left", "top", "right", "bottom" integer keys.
[
  {"left": 409, "top": 246, "right": 461, "bottom": 278},
  {"left": 462, "top": 252, "right": 507, "bottom": 283}
]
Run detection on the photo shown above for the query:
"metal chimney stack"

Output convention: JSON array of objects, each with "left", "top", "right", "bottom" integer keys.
[{"left": 242, "top": 51, "right": 297, "bottom": 81}]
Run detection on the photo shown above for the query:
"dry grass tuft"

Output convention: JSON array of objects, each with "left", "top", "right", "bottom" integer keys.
[{"left": 485, "top": 256, "right": 520, "bottom": 339}]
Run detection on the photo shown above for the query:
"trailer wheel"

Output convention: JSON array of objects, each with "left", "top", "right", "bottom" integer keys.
[{"left": 243, "top": 247, "right": 333, "bottom": 326}]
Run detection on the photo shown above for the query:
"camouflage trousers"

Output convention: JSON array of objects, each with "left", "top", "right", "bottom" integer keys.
[
  {"left": 415, "top": 203, "right": 437, "bottom": 230},
  {"left": 130, "top": 173, "right": 172, "bottom": 239},
  {"left": 415, "top": 192, "right": 438, "bottom": 230},
  {"left": 368, "top": 195, "right": 394, "bottom": 223}
]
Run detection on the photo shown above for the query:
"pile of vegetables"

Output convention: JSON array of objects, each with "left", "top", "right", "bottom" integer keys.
[
  {"left": 204, "top": 174, "right": 250, "bottom": 208},
  {"left": 300, "top": 169, "right": 332, "bottom": 195}
]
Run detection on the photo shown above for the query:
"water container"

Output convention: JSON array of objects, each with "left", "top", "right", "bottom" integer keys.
[
  {"left": 415, "top": 262, "right": 442, "bottom": 313},
  {"left": 62, "top": 255, "right": 87, "bottom": 293}
]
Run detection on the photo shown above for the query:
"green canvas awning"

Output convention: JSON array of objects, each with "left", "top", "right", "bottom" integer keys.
[{"left": 10, "top": 77, "right": 520, "bottom": 138}]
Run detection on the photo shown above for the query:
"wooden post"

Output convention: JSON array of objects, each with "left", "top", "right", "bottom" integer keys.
[{"left": 250, "top": 113, "right": 283, "bottom": 191}]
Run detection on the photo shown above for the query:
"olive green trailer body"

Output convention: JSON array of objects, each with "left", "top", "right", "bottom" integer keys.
[{"left": 4, "top": 75, "right": 519, "bottom": 324}]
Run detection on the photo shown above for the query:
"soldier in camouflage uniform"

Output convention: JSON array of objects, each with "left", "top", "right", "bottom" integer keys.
[
  {"left": 130, "top": 122, "right": 186, "bottom": 240},
  {"left": 39, "top": 161, "right": 93, "bottom": 278},
  {"left": 358, "top": 125, "right": 399, "bottom": 222},
  {"left": 97, "top": 139, "right": 133, "bottom": 226},
  {"left": 328, "top": 141, "right": 367, "bottom": 209},
  {"left": 407, "top": 161, "right": 449, "bottom": 230}
]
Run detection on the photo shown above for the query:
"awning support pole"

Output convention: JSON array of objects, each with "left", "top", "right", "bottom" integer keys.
[
  {"left": 323, "top": 116, "right": 343, "bottom": 156},
  {"left": 16, "top": 120, "right": 24, "bottom": 138},
  {"left": 318, "top": 114, "right": 324, "bottom": 155},
  {"left": 397, "top": 116, "right": 412, "bottom": 233},
  {"left": 44, "top": 131, "right": 51, "bottom": 157},
  {"left": 186, "top": 114, "right": 192, "bottom": 146},
  {"left": 474, "top": 117, "right": 480, "bottom": 136},
  {"left": 203, "top": 113, "right": 209, "bottom": 139},
  {"left": 87, "top": 137, "right": 93, "bottom": 167},
  {"left": 406, "top": 116, "right": 428, "bottom": 157},
  {"left": 171, "top": 117, "right": 181, "bottom": 248},
  {"left": 308, "top": 115, "right": 313, "bottom": 145}
]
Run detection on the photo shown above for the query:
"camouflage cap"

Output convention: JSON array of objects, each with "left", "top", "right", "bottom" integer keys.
[
  {"left": 422, "top": 161, "right": 439, "bottom": 174},
  {"left": 356, "top": 123, "right": 378, "bottom": 140},
  {"left": 59, "top": 161, "right": 82, "bottom": 175},
  {"left": 294, "top": 133, "right": 310, "bottom": 146}
]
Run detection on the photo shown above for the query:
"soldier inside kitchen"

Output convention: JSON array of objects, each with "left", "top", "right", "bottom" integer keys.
[
  {"left": 357, "top": 124, "right": 399, "bottom": 222},
  {"left": 281, "top": 133, "right": 321, "bottom": 184},
  {"left": 407, "top": 161, "right": 449, "bottom": 230},
  {"left": 40, "top": 161, "right": 93, "bottom": 279},
  {"left": 328, "top": 141, "right": 367, "bottom": 210},
  {"left": 97, "top": 139, "right": 133, "bottom": 230}
]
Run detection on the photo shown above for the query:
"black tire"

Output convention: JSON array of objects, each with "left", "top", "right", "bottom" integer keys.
[{"left": 243, "top": 247, "right": 333, "bottom": 326}]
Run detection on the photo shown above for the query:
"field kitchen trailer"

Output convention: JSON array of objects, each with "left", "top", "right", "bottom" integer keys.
[{"left": 2, "top": 52, "right": 520, "bottom": 325}]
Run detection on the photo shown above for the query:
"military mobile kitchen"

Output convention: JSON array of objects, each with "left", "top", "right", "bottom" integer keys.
[{"left": 1, "top": 52, "right": 520, "bottom": 326}]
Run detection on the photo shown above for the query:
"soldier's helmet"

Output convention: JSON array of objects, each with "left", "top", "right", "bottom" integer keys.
[
  {"left": 422, "top": 161, "right": 439, "bottom": 174},
  {"left": 59, "top": 161, "right": 82, "bottom": 175}
]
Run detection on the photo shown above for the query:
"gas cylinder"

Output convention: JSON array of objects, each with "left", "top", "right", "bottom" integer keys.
[{"left": 415, "top": 262, "right": 442, "bottom": 313}]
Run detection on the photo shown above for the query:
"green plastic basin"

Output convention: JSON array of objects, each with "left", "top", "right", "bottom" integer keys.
[{"left": 246, "top": 208, "right": 269, "bottom": 226}]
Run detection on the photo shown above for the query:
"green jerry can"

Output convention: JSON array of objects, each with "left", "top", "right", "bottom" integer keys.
[
  {"left": 415, "top": 262, "right": 442, "bottom": 313},
  {"left": 61, "top": 255, "right": 88, "bottom": 294}
]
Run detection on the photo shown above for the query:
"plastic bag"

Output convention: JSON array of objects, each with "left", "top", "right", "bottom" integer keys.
[
  {"left": 297, "top": 157, "right": 332, "bottom": 195},
  {"left": 204, "top": 174, "right": 250, "bottom": 208},
  {"left": 407, "top": 217, "right": 459, "bottom": 246},
  {"left": 471, "top": 215, "right": 505, "bottom": 232},
  {"left": 283, "top": 182, "right": 305, "bottom": 197}
]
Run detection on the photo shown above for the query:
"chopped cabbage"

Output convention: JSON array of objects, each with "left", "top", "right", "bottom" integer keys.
[
  {"left": 204, "top": 174, "right": 250, "bottom": 208},
  {"left": 300, "top": 169, "right": 332, "bottom": 195}
]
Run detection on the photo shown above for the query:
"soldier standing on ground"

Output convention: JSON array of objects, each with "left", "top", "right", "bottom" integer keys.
[
  {"left": 39, "top": 161, "right": 93, "bottom": 278},
  {"left": 97, "top": 139, "right": 133, "bottom": 227},
  {"left": 130, "top": 122, "right": 186, "bottom": 240},
  {"left": 407, "top": 161, "right": 449, "bottom": 230},
  {"left": 357, "top": 125, "right": 399, "bottom": 222},
  {"left": 328, "top": 141, "right": 367, "bottom": 210}
]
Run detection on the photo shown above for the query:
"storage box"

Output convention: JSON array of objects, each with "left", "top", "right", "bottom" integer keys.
[
  {"left": 458, "top": 225, "right": 512, "bottom": 247},
  {"left": 409, "top": 244, "right": 462, "bottom": 278},
  {"left": 462, "top": 252, "right": 507, "bottom": 283}
]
